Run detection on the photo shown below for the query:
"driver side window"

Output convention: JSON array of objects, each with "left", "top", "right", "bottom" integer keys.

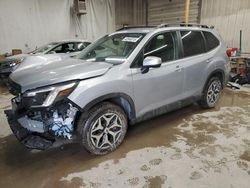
[
  {"left": 145, "top": 32, "right": 178, "bottom": 62},
  {"left": 132, "top": 32, "right": 178, "bottom": 68}
]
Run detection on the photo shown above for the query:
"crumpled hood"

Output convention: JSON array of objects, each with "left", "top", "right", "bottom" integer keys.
[{"left": 10, "top": 58, "right": 113, "bottom": 92}]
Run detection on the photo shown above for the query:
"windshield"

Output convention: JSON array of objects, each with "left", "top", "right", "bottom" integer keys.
[
  {"left": 30, "top": 42, "right": 59, "bottom": 54},
  {"left": 77, "top": 33, "right": 145, "bottom": 64}
]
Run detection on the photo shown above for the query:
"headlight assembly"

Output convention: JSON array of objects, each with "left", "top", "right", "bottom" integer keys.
[
  {"left": 24, "top": 81, "right": 78, "bottom": 107},
  {"left": 10, "top": 59, "right": 23, "bottom": 67},
  {"left": 9, "top": 62, "right": 17, "bottom": 67}
]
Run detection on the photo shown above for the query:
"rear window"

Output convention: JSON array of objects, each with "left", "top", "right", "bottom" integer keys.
[
  {"left": 203, "top": 31, "right": 220, "bottom": 51},
  {"left": 180, "top": 31, "right": 206, "bottom": 58}
]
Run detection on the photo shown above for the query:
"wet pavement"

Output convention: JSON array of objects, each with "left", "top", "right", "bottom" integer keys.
[{"left": 0, "top": 85, "right": 250, "bottom": 188}]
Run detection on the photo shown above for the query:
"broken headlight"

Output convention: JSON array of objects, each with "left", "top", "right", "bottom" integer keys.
[{"left": 23, "top": 81, "right": 78, "bottom": 107}]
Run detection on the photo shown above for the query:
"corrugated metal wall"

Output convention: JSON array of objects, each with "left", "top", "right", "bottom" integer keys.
[
  {"left": 201, "top": 0, "right": 250, "bottom": 53},
  {"left": 147, "top": 0, "right": 201, "bottom": 25},
  {"left": 114, "top": 0, "right": 146, "bottom": 29},
  {"left": 114, "top": 0, "right": 250, "bottom": 53}
]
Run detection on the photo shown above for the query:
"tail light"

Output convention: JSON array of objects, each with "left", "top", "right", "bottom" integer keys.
[
  {"left": 226, "top": 48, "right": 238, "bottom": 57},
  {"left": 226, "top": 49, "right": 232, "bottom": 57}
]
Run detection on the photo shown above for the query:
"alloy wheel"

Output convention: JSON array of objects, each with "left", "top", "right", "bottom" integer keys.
[
  {"left": 90, "top": 113, "right": 123, "bottom": 150},
  {"left": 207, "top": 80, "right": 222, "bottom": 106}
]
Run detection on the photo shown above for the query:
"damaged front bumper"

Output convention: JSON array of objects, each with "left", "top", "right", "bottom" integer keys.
[
  {"left": 5, "top": 80, "right": 80, "bottom": 150},
  {"left": 5, "top": 98, "right": 79, "bottom": 150},
  {"left": 5, "top": 110, "right": 55, "bottom": 150}
]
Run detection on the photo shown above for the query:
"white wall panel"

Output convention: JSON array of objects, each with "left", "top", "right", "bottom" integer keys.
[
  {"left": 0, "top": 0, "right": 115, "bottom": 54},
  {"left": 201, "top": 0, "right": 250, "bottom": 53}
]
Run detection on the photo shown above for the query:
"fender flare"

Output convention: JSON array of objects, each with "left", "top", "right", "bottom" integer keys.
[
  {"left": 203, "top": 69, "right": 225, "bottom": 92},
  {"left": 81, "top": 92, "right": 136, "bottom": 120}
]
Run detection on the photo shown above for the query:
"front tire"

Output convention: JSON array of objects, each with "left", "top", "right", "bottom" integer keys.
[
  {"left": 77, "top": 102, "right": 128, "bottom": 155},
  {"left": 199, "top": 77, "right": 222, "bottom": 109}
]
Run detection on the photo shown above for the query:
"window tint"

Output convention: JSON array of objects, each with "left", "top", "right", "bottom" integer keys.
[
  {"left": 76, "top": 42, "right": 91, "bottom": 51},
  {"left": 51, "top": 45, "right": 62, "bottom": 53},
  {"left": 180, "top": 31, "right": 205, "bottom": 57},
  {"left": 203, "top": 31, "right": 220, "bottom": 51},
  {"left": 144, "top": 32, "right": 178, "bottom": 63},
  {"left": 32, "top": 42, "right": 59, "bottom": 54},
  {"left": 53, "top": 43, "right": 75, "bottom": 53},
  {"left": 132, "top": 32, "right": 177, "bottom": 68}
]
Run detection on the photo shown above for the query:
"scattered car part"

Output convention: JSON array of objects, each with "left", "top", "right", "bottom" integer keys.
[
  {"left": 227, "top": 82, "right": 241, "bottom": 90},
  {"left": 229, "top": 57, "right": 250, "bottom": 85}
]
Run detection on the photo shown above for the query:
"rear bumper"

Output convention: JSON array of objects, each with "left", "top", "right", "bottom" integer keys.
[{"left": 4, "top": 110, "right": 55, "bottom": 150}]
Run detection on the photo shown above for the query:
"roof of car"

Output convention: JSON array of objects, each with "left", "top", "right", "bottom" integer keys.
[
  {"left": 115, "top": 27, "right": 155, "bottom": 33},
  {"left": 115, "top": 23, "right": 215, "bottom": 34},
  {"left": 54, "top": 39, "right": 91, "bottom": 43}
]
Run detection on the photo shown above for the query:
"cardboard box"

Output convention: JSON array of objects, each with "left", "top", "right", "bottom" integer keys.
[
  {"left": 0, "top": 55, "right": 5, "bottom": 61},
  {"left": 12, "top": 49, "right": 22, "bottom": 55}
]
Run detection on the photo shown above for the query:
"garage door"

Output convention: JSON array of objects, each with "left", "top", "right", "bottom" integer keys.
[{"left": 147, "top": 0, "right": 201, "bottom": 26}]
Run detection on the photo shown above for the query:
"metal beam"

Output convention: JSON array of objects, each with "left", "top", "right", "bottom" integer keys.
[{"left": 185, "top": 0, "right": 190, "bottom": 23}]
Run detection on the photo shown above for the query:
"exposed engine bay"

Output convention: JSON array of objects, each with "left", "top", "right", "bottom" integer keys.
[
  {"left": 17, "top": 103, "right": 78, "bottom": 139},
  {"left": 5, "top": 100, "right": 79, "bottom": 150},
  {"left": 51, "top": 104, "right": 78, "bottom": 139},
  {"left": 5, "top": 80, "right": 80, "bottom": 150}
]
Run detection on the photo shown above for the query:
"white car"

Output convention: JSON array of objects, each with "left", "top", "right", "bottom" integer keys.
[{"left": 0, "top": 40, "right": 91, "bottom": 78}]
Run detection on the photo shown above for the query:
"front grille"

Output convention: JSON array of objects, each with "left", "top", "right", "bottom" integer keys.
[{"left": 7, "top": 79, "right": 21, "bottom": 96}]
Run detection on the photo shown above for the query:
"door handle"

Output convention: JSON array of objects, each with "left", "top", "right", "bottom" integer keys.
[
  {"left": 206, "top": 59, "right": 212, "bottom": 63},
  {"left": 175, "top": 65, "right": 182, "bottom": 72}
]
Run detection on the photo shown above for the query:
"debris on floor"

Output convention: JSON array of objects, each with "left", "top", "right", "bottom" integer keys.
[{"left": 61, "top": 106, "right": 250, "bottom": 188}]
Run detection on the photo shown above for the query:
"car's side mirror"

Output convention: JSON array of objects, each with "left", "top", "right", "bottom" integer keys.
[{"left": 141, "top": 56, "right": 162, "bottom": 74}]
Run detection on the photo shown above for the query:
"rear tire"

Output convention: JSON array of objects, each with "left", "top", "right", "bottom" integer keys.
[
  {"left": 77, "top": 102, "right": 128, "bottom": 155},
  {"left": 199, "top": 77, "right": 222, "bottom": 109}
]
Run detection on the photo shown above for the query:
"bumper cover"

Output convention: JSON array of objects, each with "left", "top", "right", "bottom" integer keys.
[
  {"left": 0, "top": 67, "right": 12, "bottom": 77},
  {"left": 5, "top": 110, "right": 55, "bottom": 150}
]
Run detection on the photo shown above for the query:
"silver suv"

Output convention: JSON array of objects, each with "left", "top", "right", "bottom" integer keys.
[{"left": 5, "top": 24, "right": 230, "bottom": 155}]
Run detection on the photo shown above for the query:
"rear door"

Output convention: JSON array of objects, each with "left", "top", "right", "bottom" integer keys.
[
  {"left": 178, "top": 30, "right": 209, "bottom": 98},
  {"left": 131, "top": 31, "right": 184, "bottom": 118}
]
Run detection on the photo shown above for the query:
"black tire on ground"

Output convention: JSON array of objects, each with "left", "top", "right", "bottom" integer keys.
[
  {"left": 198, "top": 76, "right": 222, "bottom": 109},
  {"left": 77, "top": 102, "right": 128, "bottom": 155}
]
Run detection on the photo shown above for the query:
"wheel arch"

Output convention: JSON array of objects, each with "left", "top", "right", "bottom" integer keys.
[
  {"left": 203, "top": 69, "right": 225, "bottom": 92},
  {"left": 81, "top": 93, "right": 136, "bottom": 122}
]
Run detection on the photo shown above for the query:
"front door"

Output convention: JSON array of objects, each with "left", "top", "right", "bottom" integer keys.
[{"left": 131, "top": 31, "right": 184, "bottom": 118}]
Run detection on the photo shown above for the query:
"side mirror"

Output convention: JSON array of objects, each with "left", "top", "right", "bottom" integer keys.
[{"left": 141, "top": 56, "right": 162, "bottom": 74}]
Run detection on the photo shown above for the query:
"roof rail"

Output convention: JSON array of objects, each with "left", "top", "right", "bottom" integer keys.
[
  {"left": 116, "top": 25, "right": 155, "bottom": 31},
  {"left": 116, "top": 23, "right": 214, "bottom": 32},
  {"left": 157, "top": 23, "right": 214, "bottom": 29}
]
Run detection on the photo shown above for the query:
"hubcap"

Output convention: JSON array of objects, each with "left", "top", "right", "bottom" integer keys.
[
  {"left": 90, "top": 113, "right": 123, "bottom": 150},
  {"left": 207, "top": 80, "right": 222, "bottom": 106}
]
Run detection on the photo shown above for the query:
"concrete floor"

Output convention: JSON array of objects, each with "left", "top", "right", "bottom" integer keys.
[{"left": 0, "top": 86, "right": 249, "bottom": 188}]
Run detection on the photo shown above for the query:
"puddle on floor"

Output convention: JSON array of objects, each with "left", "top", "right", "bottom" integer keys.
[{"left": 0, "top": 88, "right": 249, "bottom": 188}]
